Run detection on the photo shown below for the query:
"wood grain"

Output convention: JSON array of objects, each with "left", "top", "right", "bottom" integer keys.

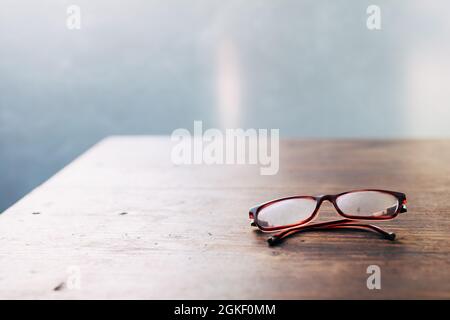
[{"left": 0, "top": 137, "right": 449, "bottom": 299}]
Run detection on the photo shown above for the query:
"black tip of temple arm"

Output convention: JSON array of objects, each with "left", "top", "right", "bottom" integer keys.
[
  {"left": 267, "top": 235, "right": 282, "bottom": 246},
  {"left": 387, "top": 232, "right": 396, "bottom": 241}
]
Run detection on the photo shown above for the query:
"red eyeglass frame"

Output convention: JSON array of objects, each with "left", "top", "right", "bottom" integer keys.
[{"left": 249, "top": 189, "right": 407, "bottom": 245}]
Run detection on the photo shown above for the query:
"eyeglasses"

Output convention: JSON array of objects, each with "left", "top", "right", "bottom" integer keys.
[{"left": 249, "top": 189, "right": 407, "bottom": 245}]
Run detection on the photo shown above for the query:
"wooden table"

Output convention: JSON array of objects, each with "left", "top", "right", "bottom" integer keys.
[{"left": 0, "top": 137, "right": 449, "bottom": 299}]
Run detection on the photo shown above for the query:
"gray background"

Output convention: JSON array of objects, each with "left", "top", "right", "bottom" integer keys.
[{"left": 1, "top": 0, "right": 450, "bottom": 212}]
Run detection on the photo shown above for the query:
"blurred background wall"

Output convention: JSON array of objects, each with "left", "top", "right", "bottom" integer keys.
[{"left": 1, "top": 0, "right": 450, "bottom": 212}]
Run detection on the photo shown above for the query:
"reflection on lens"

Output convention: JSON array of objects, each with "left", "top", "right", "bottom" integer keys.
[
  {"left": 256, "top": 198, "right": 317, "bottom": 228},
  {"left": 336, "top": 191, "right": 398, "bottom": 218}
]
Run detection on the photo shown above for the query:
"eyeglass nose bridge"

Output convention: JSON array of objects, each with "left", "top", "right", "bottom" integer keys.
[
  {"left": 315, "top": 194, "right": 340, "bottom": 211},
  {"left": 316, "top": 194, "right": 335, "bottom": 203}
]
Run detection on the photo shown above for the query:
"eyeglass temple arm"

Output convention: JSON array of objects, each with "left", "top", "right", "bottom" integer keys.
[
  {"left": 327, "top": 223, "right": 396, "bottom": 240},
  {"left": 267, "top": 219, "right": 396, "bottom": 246},
  {"left": 266, "top": 219, "right": 351, "bottom": 244}
]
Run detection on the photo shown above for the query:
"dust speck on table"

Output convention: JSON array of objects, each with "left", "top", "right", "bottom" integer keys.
[{"left": 53, "top": 282, "right": 66, "bottom": 291}]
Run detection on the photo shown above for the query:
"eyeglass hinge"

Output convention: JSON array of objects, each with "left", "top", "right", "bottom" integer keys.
[{"left": 400, "top": 199, "right": 407, "bottom": 213}]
